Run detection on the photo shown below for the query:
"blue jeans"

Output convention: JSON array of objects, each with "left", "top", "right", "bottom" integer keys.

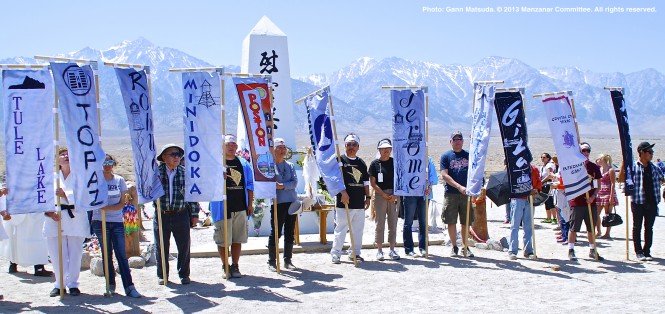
[
  {"left": 557, "top": 207, "right": 569, "bottom": 242},
  {"left": 402, "top": 196, "right": 426, "bottom": 254},
  {"left": 509, "top": 198, "right": 533, "bottom": 255},
  {"left": 91, "top": 220, "right": 134, "bottom": 289}
]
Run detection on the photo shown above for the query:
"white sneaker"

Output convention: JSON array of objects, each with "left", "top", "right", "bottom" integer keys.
[
  {"left": 376, "top": 251, "right": 385, "bottom": 261},
  {"left": 419, "top": 248, "right": 427, "bottom": 257},
  {"left": 389, "top": 250, "right": 400, "bottom": 260}
]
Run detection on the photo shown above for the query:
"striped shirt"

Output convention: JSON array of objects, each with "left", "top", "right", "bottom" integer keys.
[{"left": 631, "top": 160, "right": 664, "bottom": 204}]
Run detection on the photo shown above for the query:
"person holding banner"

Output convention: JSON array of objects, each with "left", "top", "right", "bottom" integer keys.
[
  {"left": 540, "top": 153, "right": 558, "bottom": 225},
  {"left": 268, "top": 138, "right": 298, "bottom": 271},
  {"left": 567, "top": 143, "right": 604, "bottom": 261},
  {"left": 44, "top": 147, "right": 89, "bottom": 297},
  {"left": 507, "top": 165, "right": 542, "bottom": 260},
  {"left": 596, "top": 154, "right": 618, "bottom": 239},
  {"left": 90, "top": 154, "right": 142, "bottom": 298},
  {"left": 210, "top": 135, "right": 253, "bottom": 278},
  {"left": 154, "top": 144, "right": 201, "bottom": 285},
  {"left": 439, "top": 131, "right": 473, "bottom": 258},
  {"left": 369, "top": 138, "right": 399, "bottom": 261},
  {"left": 402, "top": 157, "right": 438, "bottom": 257},
  {"left": 331, "top": 134, "right": 371, "bottom": 264},
  {"left": 630, "top": 142, "right": 664, "bottom": 261}
]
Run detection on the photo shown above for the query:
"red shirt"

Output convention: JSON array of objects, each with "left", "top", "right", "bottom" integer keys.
[
  {"left": 517, "top": 165, "right": 542, "bottom": 199},
  {"left": 569, "top": 160, "right": 602, "bottom": 207}
]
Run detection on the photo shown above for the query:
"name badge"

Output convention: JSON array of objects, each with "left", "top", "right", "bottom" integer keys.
[{"left": 378, "top": 173, "right": 384, "bottom": 183}]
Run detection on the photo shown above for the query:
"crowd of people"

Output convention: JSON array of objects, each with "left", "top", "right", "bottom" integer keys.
[{"left": 0, "top": 133, "right": 663, "bottom": 300}]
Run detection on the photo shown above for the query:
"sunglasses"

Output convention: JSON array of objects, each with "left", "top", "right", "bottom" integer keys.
[
  {"left": 645, "top": 150, "right": 654, "bottom": 154},
  {"left": 346, "top": 142, "right": 359, "bottom": 147},
  {"left": 168, "top": 152, "right": 183, "bottom": 158},
  {"left": 103, "top": 160, "right": 115, "bottom": 166},
  {"left": 581, "top": 149, "right": 591, "bottom": 153},
  {"left": 452, "top": 138, "right": 463, "bottom": 142}
]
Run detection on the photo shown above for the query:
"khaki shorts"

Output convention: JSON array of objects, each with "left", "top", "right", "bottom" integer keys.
[
  {"left": 213, "top": 211, "right": 248, "bottom": 245},
  {"left": 442, "top": 193, "right": 473, "bottom": 225}
]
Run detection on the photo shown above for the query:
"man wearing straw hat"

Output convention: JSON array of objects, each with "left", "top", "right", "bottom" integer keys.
[
  {"left": 630, "top": 142, "right": 664, "bottom": 261},
  {"left": 440, "top": 131, "right": 473, "bottom": 258},
  {"left": 567, "top": 142, "right": 603, "bottom": 261},
  {"left": 210, "top": 135, "right": 253, "bottom": 278},
  {"left": 154, "top": 143, "right": 201, "bottom": 284},
  {"left": 331, "top": 133, "right": 371, "bottom": 264}
]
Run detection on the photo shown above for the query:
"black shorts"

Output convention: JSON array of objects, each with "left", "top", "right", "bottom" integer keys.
[
  {"left": 544, "top": 198, "right": 555, "bottom": 210},
  {"left": 571, "top": 205, "right": 599, "bottom": 233}
]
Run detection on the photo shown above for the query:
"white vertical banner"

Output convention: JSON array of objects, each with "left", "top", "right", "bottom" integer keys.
[
  {"left": 466, "top": 84, "right": 495, "bottom": 196},
  {"left": 541, "top": 94, "right": 590, "bottom": 199},
  {"left": 239, "top": 16, "right": 295, "bottom": 153},
  {"left": 2, "top": 69, "right": 55, "bottom": 214},
  {"left": 182, "top": 71, "right": 225, "bottom": 201},
  {"left": 114, "top": 68, "right": 165, "bottom": 204},
  {"left": 391, "top": 89, "right": 427, "bottom": 196},
  {"left": 50, "top": 62, "right": 107, "bottom": 210}
]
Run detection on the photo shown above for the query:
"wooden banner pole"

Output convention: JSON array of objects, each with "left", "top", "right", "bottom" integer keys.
[
  {"left": 295, "top": 85, "right": 330, "bottom": 104},
  {"left": 219, "top": 73, "right": 231, "bottom": 280},
  {"left": 424, "top": 89, "right": 430, "bottom": 257},
  {"left": 327, "top": 91, "right": 358, "bottom": 267},
  {"left": 521, "top": 88, "right": 538, "bottom": 260},
  {"left": 267, "top": 79, "right": 281, "bottom": 274},
  {"left": 53, "top": 83, "right": 66, "bottom": 300}
]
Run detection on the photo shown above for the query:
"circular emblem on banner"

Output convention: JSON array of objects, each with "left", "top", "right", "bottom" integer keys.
[
  {"left": 313, "top": 114, "right": 333, "bottom": 152},
  {"left": 256, "top": 87, "right": 267, "bottom": 100},
  {"left": 62, "top": 65, "right": 92, "bottom": 96}
]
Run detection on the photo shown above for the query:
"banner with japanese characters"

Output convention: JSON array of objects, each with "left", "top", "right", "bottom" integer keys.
[
  {"left": 541, "top": 94, "right": 590, "bottom": 199},
  {"left": 466, "top": 85, "right": 495, "bottom": 196},
  {"left": 114, "top": 68, "right": 164, "bottom": 203},
  {"left": 494, "top": 91, "right": 533, "bottom": 198},
  {"left": 391, "top": 89, "right": 427, "bottom": 196},
  {"left": 233, "top": 76, "right": 277, "bottom": 199},
  {"left": 51, "top": 62, "right": 107, "bottom": 210},
  {"left": 2, "top": 69, "right": 55, "bottom": 214}
]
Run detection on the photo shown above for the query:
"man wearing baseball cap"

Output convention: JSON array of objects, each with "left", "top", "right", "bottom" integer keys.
[
  {"left": 630, "top": 142, "right": 664, "bottom": 261},
  {"left": 439, "top": 131, "right": 474, "bottom": 257},
  {"left": 154, "top": 143, "right": 202, "bottom": 284},
  {"left": 209, "top": 134, "right": 254, "bottom": 278}
]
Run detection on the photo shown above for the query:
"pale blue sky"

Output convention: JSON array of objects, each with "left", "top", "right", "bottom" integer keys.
[{"left": 1, "top": 0, "right": 662, "bottom": 76}]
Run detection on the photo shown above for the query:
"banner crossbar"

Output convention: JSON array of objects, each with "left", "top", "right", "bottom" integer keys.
[
  {"left": 496, "top": 87, "right": 525, "bottom": 93},
  {"left": 35, "top": 56, "right": 96, "bottom": 68},
  {"left": 604, "top": 86, "right": 624, "bottom": 91},
  {"left": 170, "top": 67, "right": 224, "bottom": 74},
  {"left": 104, "top": 62, "right": 149, "bottom": 71},
  {"left": 0, "top": 64, "right": 49, "bottom": 70},
  {"left": 474, "top": 80, "right": 505, "bottom": 85},
  {"left": 223, "top": 72, "right": 269, "bottom": 79},
  {"left": 533, "top": 90, "right": 572, "bottom": 98},
  {"left": 295, "top": 85, "right": 330, "bottom": 104},
  {"left": 381, "top": 85, "right": 427, "bottom": 91}
]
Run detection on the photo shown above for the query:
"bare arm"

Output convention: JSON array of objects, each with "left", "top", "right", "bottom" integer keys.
[{"left": 440, "top": 169, "right": 466, "bottom": 195}]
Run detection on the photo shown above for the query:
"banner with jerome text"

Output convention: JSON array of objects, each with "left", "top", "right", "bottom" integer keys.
[
  {"left": 609, "top": 90, "right": 635, "bottom": 195},
  {"left": 494, "top": 91, "right": 533, "bottom": 198},
  {"left": 542, "top": 94, "right": 590, "bottom": 199},
  {"left": 51, "top": 62, "right": 107, "bottom": 210},
  {"left": 233, "top": 76, "right": 276, "bottom": 199},
  {"left": 181, "top": 72, "right": 225, "bottom": 202},
  {"left": 304, "top": 88, "right": 345, "bottom": 197},
  {"left": 391, "top": 89, "right": 427, "bottom": 196},
  {"left": 466, "top": 85, "right": 495, "bottom": 196},
  {"left": 2, "top": 69, "right": 55, "bottom": 214},
  {"left": 114, "top": 68, "right": 164, "bottom": 204}
]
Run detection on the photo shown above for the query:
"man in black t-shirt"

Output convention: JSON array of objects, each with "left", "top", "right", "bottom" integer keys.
[{"left": 330, "top": 133, "right": 371, "bottom": 264}]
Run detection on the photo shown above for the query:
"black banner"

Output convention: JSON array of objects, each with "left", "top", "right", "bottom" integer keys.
[
  {"left": 494, "top": 91, "right": 533, "bottom": 198},
  {"left": 610, "top": 90, "right": 634, "bottom": 195}
]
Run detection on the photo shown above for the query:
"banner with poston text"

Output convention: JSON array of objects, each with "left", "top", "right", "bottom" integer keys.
[
  {"left": 391, "top": 89, "right": 427, "bottom": 196},
  {"left": 304, "top": 87, "right": 345, "bottom": 197},
  {"left": 181, "top": 72, "right": 225, "bottom": 202},
  {"left": 466, "top": 85, "right": 495, "bottom": 196},
  {"left": 51, "top": 62, "right": 107, "bottom": 210},
  {"left": 2, "top": 69, "right": 55, "bottom": 214},
  {"left": 609, "top": 90, "right": 635, "bottom": 195},
  {"left": 233, "top": 77, "right": 276, "bottom": 199},
  {"left": 494, "top": 91, "right": 533, "bottom": 198},
  {"left": 114, "top": 68, "right": 165, "bottom": 204},
  {"left": 542, "top": 94, "right": 590, "bottom": 199}
]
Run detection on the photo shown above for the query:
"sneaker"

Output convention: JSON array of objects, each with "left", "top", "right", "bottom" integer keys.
[
  {"left": 450, "top": 246, "right": 460, "bottom": 257},
  {"left": 68, "top": 287, "right": 81, "bottom": 296},
  {"left": 645, "top": 253, "right": 654, "bottom": 261},
  {"left": 157, "top": 278, "right": 167, "bottom": 285},
  {"left": 34, "top": 268, "right": 54, "bottom": 277},
  {"left": 284, "top": 259, "right": 297, "bottom": 270},
  {"left": 637, "top": 253, "right": 647, "bottom": 261},
  {"left": 503, "top": 219, "right": 511, "bottom": 224},
  {"left": 125, "top": 286, "right": 142, "bottom": 298},
  {"left": 589, "top": 250, "right": 604, "bottom": 261},
  {"left": 406, "top": 251, "right": 416, "bottom": 257},
  {"left": 180, "top": 277, "right": 191, "bottom": 284},
  {"left": 557, "top": 238, "right": 566, "bottom": 243},
  {"left": 542, "top": 218, "right": 551, "bottom": 223},
  {"left": 49, "top": 288, "right": 61, "bottom": 297},
  {"left": 508, "top": 253, "right": 517, "bottom": 260},
  {"left": 376, "top": 251, "right": 385, "bottom": 261},
  {"left": 551, "top": 220, "right": 558, "bottom": 225},
  {"left": 8, "top": 262, "right": 18, "bottom": 273},
  {"left": 268, "top": 262, "right": 277, "bottom": 272},
  {"left": 230, "top": 264, "right": 242, "bottom": 278},
  {"left": 568, "top": 249, "right": 577, "bottom": 261},
  {"left": 419, "top": 248, "right": 427, "bottom": 257},
  {"left": 348, "top": 254, "right": 364, "bottom": 262},
  {"left": 389, "top": 250, "right": 401, "bottom": 260},
  {"left": 332, "top": 255, "right": 341, "bottom": 264},
  {"left": 462, "top": 247, "right": 474, "bottom": 258},
  {"left": 109, "top": 284, "right": 116, "bottom": 294},
  {"left": 524, "top": 252, "right": 537, "bottom": 260}
]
